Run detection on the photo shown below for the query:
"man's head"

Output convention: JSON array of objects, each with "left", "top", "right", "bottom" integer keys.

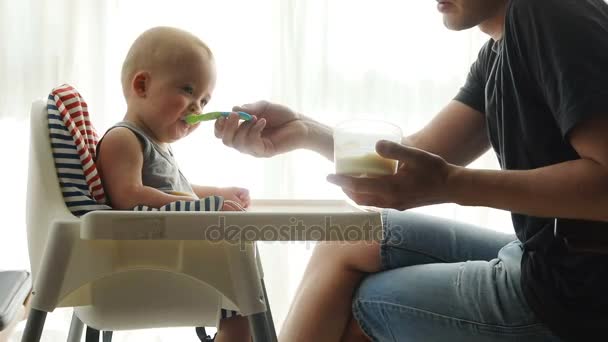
[
  {"left": 121, "top": 26, "right": 216, "bottom": 143},
  {"left": 436, "top": 0, "right": 507, "bottom": 32}
]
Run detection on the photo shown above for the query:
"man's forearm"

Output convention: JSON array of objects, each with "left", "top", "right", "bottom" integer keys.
[
  {"left": 298, "top": 100, "right": 491, "bottom": 165},
  {"left": 301, "top": 116, "right": 334, "bottom": 160},
  {"left": 448, "top": 158, "right": 608, "bottom": 221}
]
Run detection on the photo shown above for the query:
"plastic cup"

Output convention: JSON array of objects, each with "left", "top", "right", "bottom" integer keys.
[{"left": 333, "top": 119, "right": 403, "bottom": 177}]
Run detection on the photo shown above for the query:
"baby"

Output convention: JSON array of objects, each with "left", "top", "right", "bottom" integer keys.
[{"left": 96, "top": 26, "right": 251, "bottom": 341}]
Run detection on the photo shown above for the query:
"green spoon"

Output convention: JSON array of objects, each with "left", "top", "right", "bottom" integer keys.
[{"left": 183, "top": 111, "right": 253, "bottom": 125}]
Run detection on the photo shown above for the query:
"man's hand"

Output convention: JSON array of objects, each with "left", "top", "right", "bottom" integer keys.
[
  {"left": 215, "top": 101, "right": 309, "bottom": 157},
  {"left": 327, "top": 140, "right": 458, "bottom": 210},
  {"left": 217, "top": 187, "right": 251, "bottom": 209}
]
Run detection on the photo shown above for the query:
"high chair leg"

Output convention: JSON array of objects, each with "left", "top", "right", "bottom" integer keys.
[
  {"left": 248, "top": 278, "right": 277, "bottom": 342},
  {"left": 248, "top": 312, "right": 271, "bottom": 342},
  {"left": 67, "top": 311, "right": 84, "bottom": 342},
  {"left": 102, "top": 331, "right": 113, "bottom": 342},
  {"left": 84, "top": 327, "right": 112, "bottom": 342},
  {"left": 260, "top": 277, "right": 277, "bottom": 339},
  {"left": 21, "top": 309, "right": 46, "bottom": 342},
  {"left": 85, "top": 327, "right": 99, "bottom": 342}
]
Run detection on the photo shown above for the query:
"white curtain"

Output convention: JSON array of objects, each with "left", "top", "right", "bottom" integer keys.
[{"left": 1, "top": 0, "right": 512, "bottom": 340}]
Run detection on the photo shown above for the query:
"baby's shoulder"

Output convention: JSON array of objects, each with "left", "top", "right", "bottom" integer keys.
[
  {"left": 103, "top": 126, "right": 137, "bottom": 140},
  {"left": 98, "top": 127, "right": 143, "bottom": 157},
  {"left": 102, "top": 127, "right": 140, "bottom": 146}
]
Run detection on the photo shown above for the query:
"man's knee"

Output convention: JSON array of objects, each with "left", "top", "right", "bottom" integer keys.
[{"left": 312, "top": 241, "right": 381, "bottom": 272}]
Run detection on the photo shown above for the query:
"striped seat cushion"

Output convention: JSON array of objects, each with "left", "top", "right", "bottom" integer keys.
[{"left": 48, "top": 84, "right": 110, "bottom": 215}]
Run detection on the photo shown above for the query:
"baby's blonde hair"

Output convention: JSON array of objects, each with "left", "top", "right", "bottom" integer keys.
[{"left": 121, "top": 26, "right": 213, "bottom": 98}]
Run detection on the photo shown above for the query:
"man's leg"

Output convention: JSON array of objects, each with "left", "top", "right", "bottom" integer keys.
[
  {"left": 279, "top": 240, "right": 382, "bottom": 342},
  {"left": 280, "top": 210, "right": 516, "bottom": 342},
  {"left": 350, "top": 212, "right": 559, "bottom": 341}
]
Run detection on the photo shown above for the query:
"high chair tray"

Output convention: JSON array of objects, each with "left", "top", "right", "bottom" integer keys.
[{"left": 80, "top": 199, "right": 383, "bottom": 241}]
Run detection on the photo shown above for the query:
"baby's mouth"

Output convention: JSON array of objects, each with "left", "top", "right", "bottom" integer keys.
[{"left": 181, "top": 112, "right": 201, "bottom": 121}]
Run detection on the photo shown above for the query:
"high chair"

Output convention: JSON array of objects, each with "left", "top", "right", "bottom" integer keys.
[{"left": 22, "top": 90, "right": 277, "bottom": 341}]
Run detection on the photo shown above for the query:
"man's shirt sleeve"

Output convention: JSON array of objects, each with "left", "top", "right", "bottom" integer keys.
[{"left": 454, "top": 40, "right": 494, "bottom": 114}]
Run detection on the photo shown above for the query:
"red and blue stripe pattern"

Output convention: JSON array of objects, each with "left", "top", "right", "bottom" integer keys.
[{"left": 48, "top": 85, "right": 111, "bottom": 216}]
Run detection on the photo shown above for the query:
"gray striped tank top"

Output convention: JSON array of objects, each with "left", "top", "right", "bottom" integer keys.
[{"left": 99, "top": 121, "right": 195, "bottom": 196}]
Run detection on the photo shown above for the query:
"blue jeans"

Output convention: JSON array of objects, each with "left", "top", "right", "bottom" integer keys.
[{"left": 352, "top": 210, "right": 562, "bottom": 342}]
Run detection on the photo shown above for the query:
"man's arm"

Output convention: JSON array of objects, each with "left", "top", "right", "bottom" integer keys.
[
  {"left": 449, "top": 114, "right": 608, "bottom": 221},
  {"left": 304, "top": 100, "right": 489, "bottom": 165},
  {"left": 218, "top": 99, "right": 489, "bottom": 168},
  {"left": 404, "top": 100, "right": 489, "bottom": 166},
  {"left": 327, "top": 113, "right": 608, "bottom": 222}
]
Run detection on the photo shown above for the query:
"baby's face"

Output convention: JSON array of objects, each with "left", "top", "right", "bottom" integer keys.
[{"left": 142, "top": 48, "right": 216, "bottom": 143}]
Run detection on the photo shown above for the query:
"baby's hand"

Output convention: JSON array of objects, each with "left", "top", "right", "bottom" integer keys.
[{"left": 218, "top": 187, "right": 251, "bottom": 209}]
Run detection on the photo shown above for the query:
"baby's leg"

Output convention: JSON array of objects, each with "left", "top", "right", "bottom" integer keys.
[
  {"left": 215, "top": 315, "right": 250, "bottom": 342},
  {"left": 279, "top": 241, "right": 382, "bottom": 342}
]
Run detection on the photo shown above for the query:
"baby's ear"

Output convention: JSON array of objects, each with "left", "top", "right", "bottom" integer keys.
[{"left": 132, "top": 71, "right": 150, "bottom": 98}]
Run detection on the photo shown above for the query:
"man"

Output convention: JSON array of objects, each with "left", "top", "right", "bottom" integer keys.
[{"left": 215, "top": 0, "right": 608, "bottom": 340}]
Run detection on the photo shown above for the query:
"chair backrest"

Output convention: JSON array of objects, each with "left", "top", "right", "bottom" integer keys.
[
  {"left": 26, "top": 100, "right": 74, "bottom": 280},
  {"left": 27, "top": 85, "right": 114, "bottom": 279}
]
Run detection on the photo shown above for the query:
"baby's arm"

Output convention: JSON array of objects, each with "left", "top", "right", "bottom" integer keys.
[
  {"left": 192, "top": 185, "right": 251, "bottom": 209},
  {"left": 97, "top": 128, "right": 197, "bottom": 209},
  {"left": 191, "top": 185, "right": 222, "bottom": 199}
]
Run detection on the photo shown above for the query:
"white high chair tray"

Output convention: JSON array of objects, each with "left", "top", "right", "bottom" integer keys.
[{"left": 81, "top": 199, "right": 383, "bottom": 241}]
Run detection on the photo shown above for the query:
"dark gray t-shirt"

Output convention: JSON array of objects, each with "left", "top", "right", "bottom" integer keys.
[
  {"left": 98, "top": 121, "right": 195, "bottom": 200},
  {"left": 454, "top": 0, "right": 608, "bottom": 340}
]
